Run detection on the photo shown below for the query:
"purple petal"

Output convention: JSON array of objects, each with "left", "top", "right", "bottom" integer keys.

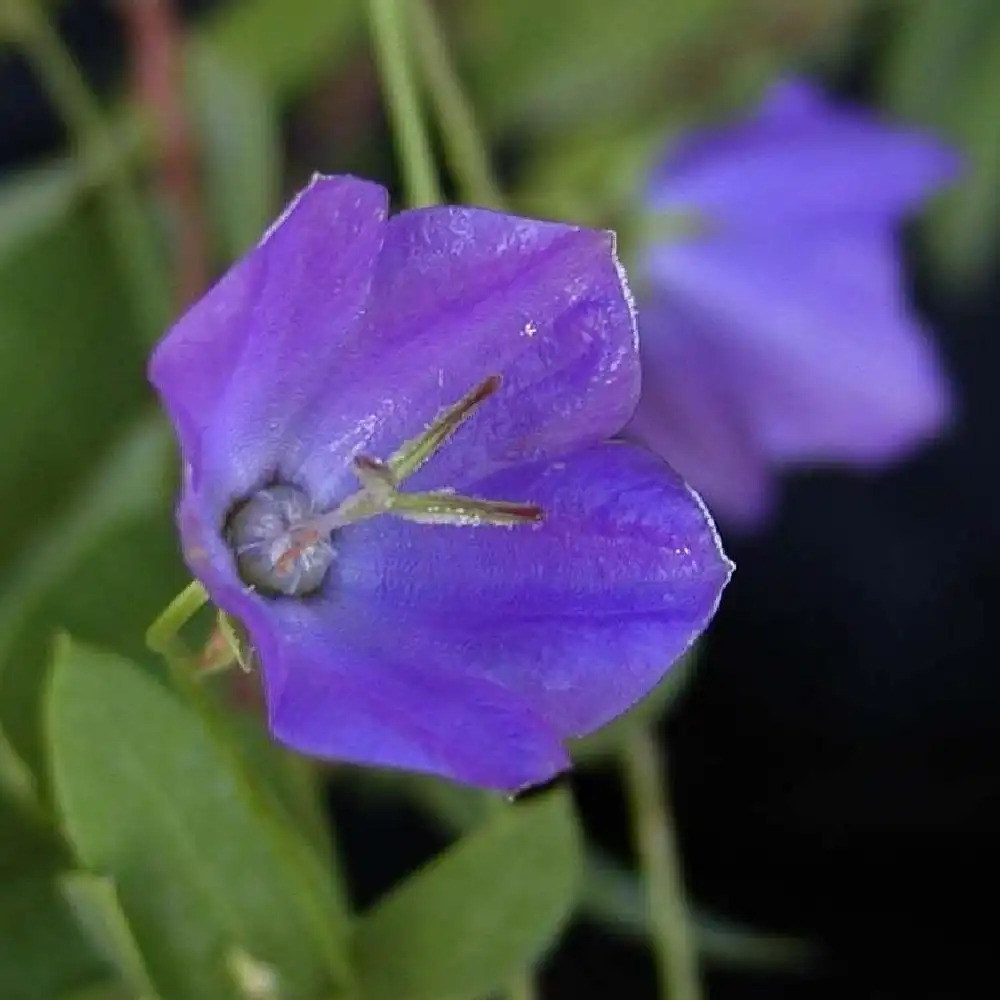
[
  {"left": 322, "top": 443, "right": 732, "bottom": 741},
  {"left": 649, "top": 78, "right": 959, "bottom": 227},
  {"left": 626, "top": 294, "right": 775, "bottom": 527},
  {"left": 152, "top": 179, "right": 639, "bottom": 523},
  {"left": 149, "top": 175, "right": 389, "bottom": 513},
  {"left": 173, "top": 479, "right": 568, "bottom": 792},
  {"left": 264, "top": 601, "right": 570, "bottom": 791},
  {"left": 200, "top": 446, "right": 730, "bottom": 789},
  {"left": 293, "top": 206, "right": 639, "bottom": 504},
  {"left": 647, "top": 226, "right": 952, "bottom": 467}
]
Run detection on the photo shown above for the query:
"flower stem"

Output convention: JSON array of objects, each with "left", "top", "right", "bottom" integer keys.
[
  {"left": 146, "top": 579, "right": 209, "bottom": 662},
  {"left": 621, "top": 727, "right": 702, "bottom": 1000},
  {"left": 366, "top": 0, "right": 442, "bottom": 208},
  {"left": 117, "top": 0, "right": 210, "bottom": 307},
  {"left": 0, "top": 0, "right": 171, "bottom": 338},
  {"left": 407, "top": 0, "right": 502, "bottom": 208}
]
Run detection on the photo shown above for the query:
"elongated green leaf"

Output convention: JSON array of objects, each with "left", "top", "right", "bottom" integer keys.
[
  {"left": 0, "top": 203, "right": 149, "bottom": 586},
  {"left": 355, "top": 789, "right": 580, "bottom": 1000},
  {"left": 0, "top": 876, "right": 112, "bottom": 1000},
  {"left": 48, "top": 639, "right": 352, "bottom": 1000},
  {"left": 0, "top": 782, "right": 66, "bottom": 875},
  {"left": 61, "top": 874, "right": 159, "bottom": 1000},
  {"left": 0, "top": 416, "right": 182, "bottom": 781},
  {"left": 59, "top": 986, "right": 130, "bottom": 1000}
]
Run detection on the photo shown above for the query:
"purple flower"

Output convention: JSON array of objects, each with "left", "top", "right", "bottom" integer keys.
[
  {"left": 149, "top": 175, "right": 732, "bottom": 791},
  {"left": 628, "top": 79, "right": 959, "bottom": 527}
]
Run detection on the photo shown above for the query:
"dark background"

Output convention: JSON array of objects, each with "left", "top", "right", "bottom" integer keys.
[{"left": 3, "top": 2, "right": 996, "bottom": 998}]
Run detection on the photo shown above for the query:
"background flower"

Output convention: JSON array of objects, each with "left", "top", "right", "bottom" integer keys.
[{"left": 629, "top": 79, "right": 960, "bottom": 527}]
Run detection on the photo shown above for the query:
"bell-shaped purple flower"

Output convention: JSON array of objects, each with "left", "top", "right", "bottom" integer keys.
[
  {"left": 628, "top": 79, "right": 959, "bottom": 527},
  {"left": 150, "top": 175, "right": 732, "bottom": 791}
]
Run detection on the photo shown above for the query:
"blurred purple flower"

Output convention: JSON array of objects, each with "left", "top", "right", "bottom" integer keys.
[
  {"left": 628, "top": 79, "right": 959, "bottom": 527},
  {"left": 150, "top": 175, "right": 732, "bottom": 791}
]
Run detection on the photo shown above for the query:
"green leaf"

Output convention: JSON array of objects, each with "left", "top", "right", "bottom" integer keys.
[
  {"left": 0, "top": 780, "right": 66, "bottom": 875},
  {"left": 59, "top": 986, "right": 131, "bottom": 1000},
  {"left": 0, "top": 202, "right": 150, "bottom": 587},
  {"left": 224, "top": 709, "right": 350, "bottom": 897},
  {"left": 0, "top": 410, "right": 347, "bottom": 923},
  {"left": 355, "top": 790, "right": 581, "bottom": 1000},
  {"left": 0, "top": 876, "right": 112, "bottom": 1000},
  {"left": 188, "top": 44, "right": 281, "bottom": 260},
  {"left": 48, "top": 639, "right": 353, "bottom": 1000},
  {"left": 0, "top": 415, "right": 182, "bottom": 782},
  {"left": 60, "top": 874, "right": 159, "bottom": 1000}
]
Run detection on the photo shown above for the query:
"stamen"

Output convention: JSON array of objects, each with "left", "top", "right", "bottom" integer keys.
[
  {"left": 390, "top": 492, "right": 544, "bottom": 527},
  {"left": 386, "top": 374, "right": 502, "bottom": 482},
  {"left": 224, "top": 377, "right": 544, "bottom": 597},
  {"left": 352, "top": 454, "right": 397, "bottom": 498}
]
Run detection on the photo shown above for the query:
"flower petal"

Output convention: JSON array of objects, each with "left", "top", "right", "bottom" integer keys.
[
  {"left": 292, "top": 207, "right": 639, "bottom": 504},
  {"left": 647, "top": 226, "right": 953, "bottom": 466},
  {"left": 172, "top": 477, "right": 569, "bottom": 791},
  {"left": 149, "top": 174, "right": 389, "bottom": 513},
  {"left": 626, "top": 294, "right": 775, "bottom": 526},
  {"left": 266, "top": 607, "right": 570, "bottom": 791},
  {"left": 329, "top": 443, "right": 732, "bottom": 738},
  {"left": 649, "top": 79, "right": 959, "bottom": 227}
]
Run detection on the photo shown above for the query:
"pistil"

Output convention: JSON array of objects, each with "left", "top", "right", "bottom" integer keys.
[{"left": 228, "top": 375, "right": 543, "bottom": 597}]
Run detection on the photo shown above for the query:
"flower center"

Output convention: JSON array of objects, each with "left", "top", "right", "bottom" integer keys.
[
  {"left": 224, "top": 375, "right": 543, "bottom": 599},
  {"left": 226, "top": 483, "right": 335, "bottom": 597}
]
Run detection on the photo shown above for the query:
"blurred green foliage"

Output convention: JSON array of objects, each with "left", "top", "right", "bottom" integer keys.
[{"left": 883, "top": 0, "right": 1000, "bottom": 286}]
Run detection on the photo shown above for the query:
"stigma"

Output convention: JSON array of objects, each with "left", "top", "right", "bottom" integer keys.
[{"left": 226, "top": 484, "right": 335, "bottom": 597}]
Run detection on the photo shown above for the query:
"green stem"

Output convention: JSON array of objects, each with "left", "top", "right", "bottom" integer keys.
[
  {"left": 2, "top": 0, "right": 170, "bottom": 338},
  {"left": 621, "top": 728, "right": 702, "bottom": 1000},
  {"left": 408, "top": 0, "right": 502, "bottom": 207},
  {"left": 367, "top": 0, "right": 442, "bottom": 207},
  {"left": 145, "top": 579, "right": 209, "bottom": 663}
]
